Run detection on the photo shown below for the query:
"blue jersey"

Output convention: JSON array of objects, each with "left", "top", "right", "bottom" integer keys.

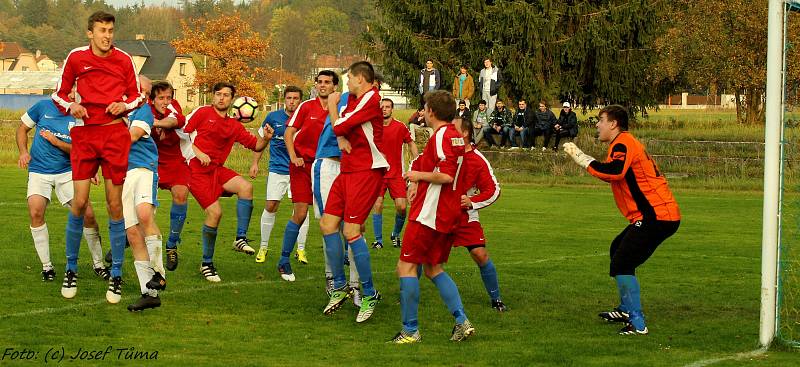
[
  {"left": 262, "top": 109, "right": 291, "bottom": 175},
  {"left": 127, "top": 105, "right": 158, "bottom": 171},
  {"left": 315, "top": 92, "right": 350, "bottom": 159},
  {"left": 21, "top": 100, "right": 75, "bottom": 175}
]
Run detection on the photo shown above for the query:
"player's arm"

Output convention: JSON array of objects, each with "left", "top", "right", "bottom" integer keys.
[
  {"left": 465, "top": 163, "right": 501, "bottom": 210},
  {"left": 51, "top": 57, "right": 87, "bottom": 118},
  {"left": 326, "top": 94, "right": 353, "bottom": 153},
  {"left": 16, "top": 123, "right": 33, "bottom": 169},
  {"left": 406, "top": 141, "right": 419, "bottom": 160},
  {"left": 153, "top": 117, "right": 179, "bottom": 129},
  {"left": 39, "top": 130, "right": 71, "bottom": 154},
  {"left": 408, "top": 132, "right": 463, "bottom": 185},
  {"left": 404, "top": 170, "right": 453, "bottom": 184},
  {"left": 249, "top": 150, "right": 264, "bottom": 178},
  {"left": 586, "top": 143, "right": 631, "bottom": 181},
  {"left": 332, "top": 90, "right": 381, "bottom": 136},
  {"left": 108, "top": 56, "right": 144, "bottom": 116},
  {"left": 284, "top": 126, "right": 304, "bottom": 166}
]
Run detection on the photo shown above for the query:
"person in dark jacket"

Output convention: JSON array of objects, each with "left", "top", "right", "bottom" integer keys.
[
  {"left": 456, "top": 100, "right": 472, "bottom": 122},
  {"left": 483, "top": 100, "right": 512, "bottom": 147},
  {"left": 418, "top": 59, "right": 441, "bottom": 106},
  {"left": 509, "top": 99, "right": 535, "bottom": 149},
  {"left": 534, "top": 100, "right": 557, "bottom": 149},
  {"left": 550, "top": 101, "right": 578, "bottom": 150}
]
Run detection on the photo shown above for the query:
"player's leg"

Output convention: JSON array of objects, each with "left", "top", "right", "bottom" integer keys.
[
  {"left": 200, "top": 201, "right": 223, "bottom": 282},
  {"left": 136, "top": 202, "right": 166, "bottom": 291},
  {"left": 320, "top": 212, "right": 349, "bottom": 313},
  {"left": 60, "top": 179, "right": 91, "bottom": 298},
  {"left": 424, "top": 262, "right": 474, "bottom": 341},
  {"left": 278, "top": 164, "right": 312, "bottom": 279},
  {"left": 258, "top": 172, "right": 287, "bottom": 263},
  {"left": 27, "top": 186, "right": 53, "bottom": 280},
  {"left": 165, "top": 184, "right": 189, "bottom": 271},
  {"left": 467, "top": 245, "right": 505, "bottom": 311},
  {"left": 222, "top": 174, "right": 256, "bottom": 254},
  {"left": 371, "top": 195, "right": 384, "bottom": 248},
  {"left": 81, "top": 203, "right": 110, "bottom": 280},
  {"left": 125, "top": 215, "right": 161, "bottom": 311},
  {"left": 389, "top": 177, "right": 408, "bottom": 248},
  {"left": 392, "top": 257, "right": 422, "bottom": 343},
  {"left": 296, "top": 210, "right": 310, "bottom": 264},
  {"left": 313, "top": 158, "right": 338, "bottom": 291},
  {"left": 104, "top": 178, "right": 127, "bottom": 281}
]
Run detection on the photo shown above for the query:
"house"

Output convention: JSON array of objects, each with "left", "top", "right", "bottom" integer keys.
[
  {"left": 115, "top": 35, "right": 199, "bottom": 109},
  {"left": 0, "top": 42, "right": 39, "bottom": 72},
  {"left": 35, "top": 50, "right": 58, "bottom": 72}
]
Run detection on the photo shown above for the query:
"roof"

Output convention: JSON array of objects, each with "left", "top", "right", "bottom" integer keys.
[
  {"left": 0, "top": 42, "right": 31, "bottom": 59},
  {"left": 0, "top": 71, "right": 62, "bottom": 89},
  {"left": 115, "top": 39, "right": 189, "bottom": 80}
]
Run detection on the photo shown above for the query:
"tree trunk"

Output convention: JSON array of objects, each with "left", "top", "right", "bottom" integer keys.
[{"left": 735, "top": 89, "right": 743, "bottom": 124}]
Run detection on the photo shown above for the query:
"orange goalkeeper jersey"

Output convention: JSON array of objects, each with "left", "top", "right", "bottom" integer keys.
[{"left": 587, "top": 132, "right": 681, "bottom": 223}]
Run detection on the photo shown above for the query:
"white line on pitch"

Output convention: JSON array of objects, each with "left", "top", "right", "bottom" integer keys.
[{"left": 682, "top": 347, "right": 767, "bottom": 367}]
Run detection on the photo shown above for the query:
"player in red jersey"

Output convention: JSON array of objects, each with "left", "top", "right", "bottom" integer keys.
[
  {"left": 390, "top": 90, "right": 472, "bottom": 344},
  {"left": 184, "top": 82, "right": 272, "bottom": 282},
  {"left": 149, "top": 81, "right": 190, "bottom": 271},
  {"left": 370, "top": 98, "right": 418, "bottom": 249},
  {"left": 51, "top": 11, "right": 143, "bottom": 301}
]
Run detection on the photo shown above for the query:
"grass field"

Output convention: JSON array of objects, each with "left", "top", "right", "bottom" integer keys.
[{"left": 0, "top": 165, "right": 796, "bottom": 366}]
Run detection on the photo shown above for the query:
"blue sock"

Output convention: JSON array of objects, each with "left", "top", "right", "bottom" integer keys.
[
  {"left": 280, "top": 220, "right": 300, "bottom": 264},
  {"left": 431, "top": 272, "right": 467, "bottom": 324},
  {"left": 202, "top": 225, "right": 218, "bottom": 263},
  {"left": 615, "top": 277, "right": 629, "bottom": 312},
  {"left": 479, "top": 259, "right": 501, "bottom": 301},
  {"left": 109, "top": 219, "right": 126, "bottom": 278},
  {"left": 400, "top": 276, "right": 420, "bottom": 333},
  {"left": 167, "top": 202, "right": 188, "bottom": 249},
  {"left": 349, "top": 236, "right": 375, "bottom": 297},
  {"left": 236, "top": 198, "right": 253, "bottom": 238},
  {"left": 323, "top": 233, "right": 346, "bottom": 288},
  {"left": 372, "top": 214, "right": 383, "bottom": 243},
  {"left": 616, "top": 275, "right": 646, "bottom": 330},
  {"left": 391, "top": 212, "right": 406, "bottom": 238},
  {"left": 65, "top": 213, "right": 84, "bottom": 273}
]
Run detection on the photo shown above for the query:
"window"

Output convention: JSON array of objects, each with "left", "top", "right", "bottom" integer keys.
[
  {"left": 22, "top": 66, "right": 29, "bottom": 71},
  {"left": 180, "top": 63, "right": 186, "bottom": 76}
]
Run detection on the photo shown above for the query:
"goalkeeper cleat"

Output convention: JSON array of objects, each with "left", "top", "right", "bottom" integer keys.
[
  {"left": 491, "top": 299, "right": 508, "bottom": 312},
  {"left": 93, "top": 266, "right": 110, "bottom": 281},
  {"left": 323, "top": 286, "right": 350, "bottom": 315},
  {"left": 278, "top": 261, "right": 295, "bottom": 282},
  {"left": 106, "top": 276, "right": 123, "bottom": 304},
  {"left": 42, "top": 268, "right": 56, "bottom": 282},
  {"left": 389, "top": 330, "right": 421, "bottom": 344},
  {"left": 295, "top": 249, "right": 308, "bottom": 264},
  {"left": 356, "top": 291, "right": 381, "bottom": 323},
  {"left": 450, "top": 319, "right": 475, "bottom": 341},
  {"left": 391, "top": 235, "right": 401, "bottom": 248},
  {"left": 618, "top": 323, "right": 649, "bottom": 335},
  {"left": 599, "top": 308, "right": 630, "bottom": 323},
  {"left": 232, "top": 237, "right": 255, "bottom": 255},
  {"left": 165, "top": 248, "right": 178, "bottom": 271},
  {"left": 201, "top": 263, "right": 221, "bottom": 282},
  {"left": 255, "top": 247, "right": 268, "bottom": 263},
  {"left": 60, "top": 270, "right": 77, "bottom": 298},
  {"left": 146, "top": 271, "right": 166, "bottom": 291},
  {"left": 127, "top": 293, "right": 161, "bottom": 312},
  {"left": 371, "top": 241, "right": 383, "bottom": 249}
]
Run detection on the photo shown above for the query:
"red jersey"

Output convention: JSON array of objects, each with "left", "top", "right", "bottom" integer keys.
[
  {"left": 456, "top": 147, "right": 500, "bottom": 223},
  {"left": 184, "top": 105, "right": 258, "bottom": 168},
  {"left": 382, "top": 118, "right": 412, "bottom": 178},
  {"left": 150, "top": 99, "right": 189, "bottom": 165},
  {"left": 286, "top": 97, "right": 327, "bottom": 162},
  {"left": 52, "top": 45, "right": 143, "bottom": 125},
  {"left": 587, "top": 131, "right": 681, "bottom": 223},
  {"left": 408, "top": 123, "right": 466, "bottom": 232},
  {"left": 333, "top": 87, "right": 389, "bottom": 173}
]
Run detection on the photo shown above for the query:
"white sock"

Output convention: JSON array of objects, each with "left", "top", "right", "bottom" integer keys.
[
  {"left": 134, "top": 260, "right": 157, "bottom": 297},
  {"left": 260, "top": 209, "right": 276, "bottom": 249},
  {"left": 145, "top": 235, "right": 165, "bottom": 276},
  {"left": 83, "top": 227, "right": 104, "bottom": 268},
  {"left": 297, "top": 212, "right": 310, "bottom": 251},
  {"left": 348, "top": 246, "right": 359, "bottom": 287},
  {"left": 30, "top": 224, "right": 52, "bottom": 270}
]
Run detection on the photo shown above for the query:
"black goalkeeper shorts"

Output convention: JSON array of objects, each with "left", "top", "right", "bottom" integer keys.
[{"left": 609, "top": 220, "right": 680, "bottom": 276}]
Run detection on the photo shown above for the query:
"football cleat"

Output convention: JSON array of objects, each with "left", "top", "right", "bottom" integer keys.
[
  {"left": 232, "top": 237, "right": 255, "bottom": 255},
  {"left": 391, "top": 236, "right": 401, "bottom": 248},
  {"left": 278, "top": 261, "right": 295, "bottom": 282},
  {"left": 295, "top": 249, "right": 308, "bottom": 264},
  {"left": 106, "top": 276, "right": 123, "bottom": 304},
  {"left": 599, "top": 307, "right": 630, "bottom": 323},
  {"left": 127, "top": 294, "right": 161, "bottom": 312},
  {"left": 325, "top": 276, "right": 334, "bottom": 296},
  {"left": 343, "top": 253, "right": 350, "bottom": 267},
  {"left": 371, "top": 241, "right": 383, "bottom": 249},
  {"left": 450, "top": 319, "right": 475, "bottom": 341},
  {"left": 255, "top": 247, "right": 268, "bottom": 263},
  {"left": 93, "top": 266, "right": 111, "bottom": 281},
  {"left": 201, "top": 263, "right": 221, "bottom": 282},
  {"left": 618, "top": 323, "right": 649, "bottom": 335},
  {"left": 42, "top": 268, "right": 56, "bottom": 282},
  {"left": 323, "top": 286, "right": 351, "bottom": 315},
  {"left": 165, "top": 248, "right": 179, "bottom": 271},
  {"left": 60, "top": 270, "right": 77, "bottom": 298},
  {"left": 491, "top": 299, "right": 508, "bottom": 312},
  {"left": 356, "top": 291, "right": 381, "bottom": 323},
  {"left": 351, "top": 286, "right": 362, "bottom": 307},
  {"left": 389, "top": 330, "right": 421, "bottom": 344},
  {"left": 146, "top": 271, "right": 167, "bottom": 290}
]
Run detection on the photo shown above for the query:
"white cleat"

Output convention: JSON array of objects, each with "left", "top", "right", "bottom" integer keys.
[
  {"left": 201, "top": 263, "right": 221, "bottom": 282},
  {"left": 61, "top": 270, "right": 77, "bottom": 299}
]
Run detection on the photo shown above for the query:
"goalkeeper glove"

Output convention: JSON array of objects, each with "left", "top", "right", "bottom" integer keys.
[{"left": 563, "top": 142, "right": 595, "bottom": 169}]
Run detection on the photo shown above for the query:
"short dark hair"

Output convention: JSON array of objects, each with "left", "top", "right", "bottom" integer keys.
[
  {"left": 373, "top": 70, "right": 384, "bottom": 86},
  {"left": 212, "top": 82, "right": 236, "bottom": 97},
  {"left": 600, "top": 104, "right": 629, "bottom": 131},
  {"left": 518, "top": 98, "right": 527, "bottom": 104},
  {"left": 458, "top": 116, "right": 473, "bottom": 144},
  {"left": 424, "top": 90, "right": 456, "bottom": 122},
  {"left": 316, "top": 70, "right": 339, "bottom": 86},
  {"left": 380, "top": 98, "right": 394, "bottom": 108},
  {"left": 284, "top": 85, "right": 303, "bottom": 99},
  {"left": 458, "top": 100, "right": 466, "bottom": 106},
  {"left": 539, "top": 100, "right": 548, "bottom": 107},
  {"left": 88, "top": 11, "right": 115, "bottom": 31},
  {"left": 348, "top": 61, "right": 375, "bottom": 83},
  {"left": 479, "top": 100, "right": 487, "bottom": 105},
  {"left": 150, "top": 81, "right": 173, "bottom": 100}
]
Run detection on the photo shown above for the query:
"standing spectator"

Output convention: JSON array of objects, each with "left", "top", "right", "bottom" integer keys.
[
  {"left": 418, "top": 59, "right": 441, "bottom": 106},
  {"left": 456, "top": 100, "right": 472, "bottom": 122},
  {"left": 509, "top": 99, "right": 535, "bottom": 149},
  {"left": 533, "top": 100, "right": 557, "bottom": 150},
  {"left": 452, "top": 66, "right": 475, "bottom": 108},
  {"left": 550, "top": 102, "right": 579, "bottom": 150},
  {"left": 478, "top": 58, "right": 501, "bottom": 114},
  {"left": 408, "top": 106, "right": 433, "bottom": 143},
  {"left": 483, "top": 100, "right": 512, "bottom": 148}
]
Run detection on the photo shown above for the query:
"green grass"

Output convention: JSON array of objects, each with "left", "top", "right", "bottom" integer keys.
[{"left": 0, "top": 166, "right": 796, "bottom": 366}]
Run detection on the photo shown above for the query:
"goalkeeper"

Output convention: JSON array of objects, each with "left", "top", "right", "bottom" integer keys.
[{"left": 563, "top": 105, "right": 680, "bottom": 335}]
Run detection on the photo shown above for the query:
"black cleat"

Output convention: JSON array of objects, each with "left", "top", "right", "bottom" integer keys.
[
  {"left": 42, "top": 268, "right": 56, "bottom": 281},
  {"left": 599, "top": 307, "right": 630, "bottom": 323},
  {"left": 146, "top": 271, "right": 166, "bottom": 290},
  {"left": 94, "top": 266, "right": 111, "bottom": 281},
  {"left": 391, "top": 236, "right": 401, "bottom": 248},
  {"left": 127, "top": 294, "right": 161, "bottom": 312},
  {"left": 371, "top": 241, "right": 383, "bottom": 249},
  {"left": 165, "top": 248, "right": 178, "bottom": 271},
  {"left": 618, "top": 322, "right": 648, "bottom": 335},
  {"left": 106, "top": 276, "right": 123, "bottom": 304},
  {"left": 491, "top": 299, "right": 508, "bottom": 312}
]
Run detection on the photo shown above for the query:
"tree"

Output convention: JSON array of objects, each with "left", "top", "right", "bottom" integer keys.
[{"left": 18, "top": 0, "right": 49, "bottom": 27}]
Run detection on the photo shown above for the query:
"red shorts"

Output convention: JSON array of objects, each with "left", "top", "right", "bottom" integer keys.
[
  {"left": 289, "top": 163, "right": 313, "bottom": 204},
  {"left": 381, "top": 176, "right": 407, "bottom": 200},
  {"left": 400, "top": 221, "right": 453, "bottom": 265},
  {"left": 324, "top": 169, "right": 383, "bottom": 225},
  {"left": 70, "top": 123, "right": 130, "bottom": 185},
  {"left": 158, "top": 159, "right": 190, "bottom": 190},
  {"left": 188, "top": 162, "right": 239, "bottom": 209},
  {"left": 451, "top": 220, "right": 486, "bottom": 247}
]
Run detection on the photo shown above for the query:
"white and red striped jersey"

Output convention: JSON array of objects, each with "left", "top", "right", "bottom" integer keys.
[
  {"left": 408, "top": 123, "right": 466, "bottom": 232},
  {"left": 52, "top": 45, "right": 143, "bottom": 126},
  {"left": 457, "top": 147, "right": 501, "bottom": 223},
  {"left": 286, "top": 97, "right": 328, "bottom": 162},
  {"left": 333, "top": 87, "right": 389, "bottom": 173},
  {"left": 150, "top": 99, "right": 190, "bottom": 165}
]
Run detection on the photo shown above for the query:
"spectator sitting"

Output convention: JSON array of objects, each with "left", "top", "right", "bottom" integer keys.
[
  {"left": 456, "top": 100, "right": 472, "bottom": 121},
  {"left": 533, "top": 100, "right": 557, "bottom": 150},
  {"left": 509, "top": 98, "right": 535, "bottom": 150},
  {"left": 482, "top": 100, "right": 512, "bottom": 148},
  {"left": 549, "top": 101, "right": 579, "bottom": 150},
  {"left": 452, "top": 66, "right": 475, "bottom": 108},
  {"left": 408, "top": 106, "right": 433, "bottom": 143},
  {"left": 471, "top": 99, "right": 490, "bottom": 146}
]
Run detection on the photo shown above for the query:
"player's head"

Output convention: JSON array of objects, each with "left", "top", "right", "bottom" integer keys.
[
  {"left": 478, "top": 100, "right": 487, "bottom": 111},
  {"left": 211, "top": 82, "right": 236, "bottom": 112},
  {"left": 456, "top": 115, "right": 474, "bottom": 144},
  {"left": 597, "top": 104, "right": 629, "bottom": 142},
  {"left": 315, "top": 70, "right": 338, "bottom": 98},
  {"left": 87, "top": 11, "right": 115, "bottom": 55},
  {"left": 518, "top": 99, "right": 527, "bottom": 110},
  {"left": 381, "top": 98, "right": 394, "bottom": 120},
  {"left": 284, "top": 85, "right": 303, "bottom": 114},
  {"left": 424, "top": 90, "right": 456, "bottom": 125},
  {"left": 346, "top": 61, "right": 375, "bottom": 95},
  {"left": 484, "top": 57, "right": 492, "bottom": 68},
  {"left": 138, "top": 75, "right": 152, "bottom": 103},
  {"left": 150, "top": 81, "right": 174, "bottom": 114}
]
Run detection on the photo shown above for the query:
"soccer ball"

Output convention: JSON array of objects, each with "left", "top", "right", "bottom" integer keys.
[{"left": 230, "top": 96, "right": 258, "bottom": 123}]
